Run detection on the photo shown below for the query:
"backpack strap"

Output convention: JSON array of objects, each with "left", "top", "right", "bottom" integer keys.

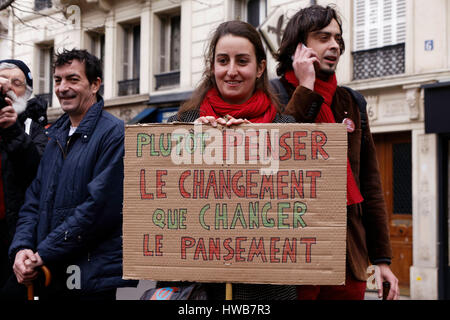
[
  {"left": 342, "top": 86, "right": 368, "bottom": 132},
  {"left": 270, "top": 78, "right": 290, "bottom": 108}
]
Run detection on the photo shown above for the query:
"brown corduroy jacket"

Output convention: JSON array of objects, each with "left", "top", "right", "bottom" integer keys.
[{"left": 278, "top": 78, "right": 392, "bottom": 281}]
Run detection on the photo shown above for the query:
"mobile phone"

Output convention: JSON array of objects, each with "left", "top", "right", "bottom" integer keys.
[
  {"left": 0, "top": 91, "right": 6, "bottom": 109},
  {"left": 291, "top": 43, "right": 308, "bottom": 61}
]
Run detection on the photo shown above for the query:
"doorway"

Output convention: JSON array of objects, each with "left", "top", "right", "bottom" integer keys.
[{"left": 373, "top": 131, "right": 412, "bottom": 296}]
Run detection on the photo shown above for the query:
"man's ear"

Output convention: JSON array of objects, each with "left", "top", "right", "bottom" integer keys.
[{"left": 91, "top": 77, "right": 102, "bottom": 94}]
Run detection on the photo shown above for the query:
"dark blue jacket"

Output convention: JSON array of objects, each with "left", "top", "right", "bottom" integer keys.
[{"left": 9, "top": 99, "right": 136, "bottom": 293}]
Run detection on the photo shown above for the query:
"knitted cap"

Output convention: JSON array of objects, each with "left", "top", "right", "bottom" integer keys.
[{"left": 0, "top": 59, "right": 33, "bottom": 88}]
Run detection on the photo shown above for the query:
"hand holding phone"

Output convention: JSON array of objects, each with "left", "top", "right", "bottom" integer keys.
[{"left": 291, "top": 43, "right": 319, "bottom": 90}]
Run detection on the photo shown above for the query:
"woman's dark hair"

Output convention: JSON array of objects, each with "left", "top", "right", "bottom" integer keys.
[
  {"left": 54, "top": 48, "right": 102, "bottom": 84},
  {"left": 178, "top": 20, "right": 280, "bottom": 116},
  {"left": 275, "top": 5, "right": 345, "bottom": 76}
]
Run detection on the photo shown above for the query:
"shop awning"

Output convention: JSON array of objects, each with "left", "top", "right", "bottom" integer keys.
[{"left": 128, "top": 107, "right": 158, "bottom": 124}]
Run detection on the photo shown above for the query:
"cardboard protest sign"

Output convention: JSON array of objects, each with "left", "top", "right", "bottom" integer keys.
[{"left": 123, "top": 123, "right": 347, "bottom": 285}]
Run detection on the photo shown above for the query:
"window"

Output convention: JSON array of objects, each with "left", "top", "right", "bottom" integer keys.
[
  {"left": 118, "top": 23, "right": 140, "bottom": 96},
  {"left": 34, "top": 0, "right": 52, "bottom": 11},
  {"left": 36, "top": 45, "right": 53, "bottom": 107},
  {"left": 155, "top": 12, "right": 180, "bottom": 90},
  {"left": 231, "top": 0, "right": 266, "bottom": 27},
  {"left": 352, "top": 0, "right": 406, "bottom": 80},
  {"left": 87, "top": 29, "right": 105, "bottom": 95}
]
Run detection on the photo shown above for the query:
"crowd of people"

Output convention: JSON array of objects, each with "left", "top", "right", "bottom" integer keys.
[{"left": 0, "top": 4, "right": 399, "bottom": 301}]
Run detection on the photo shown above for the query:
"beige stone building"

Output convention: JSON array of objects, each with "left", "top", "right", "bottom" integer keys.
[{"left": 1, "top": 0, "right": 449, "bottom": 300}]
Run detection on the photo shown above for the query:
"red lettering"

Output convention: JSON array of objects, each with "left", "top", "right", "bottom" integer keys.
[
  {"left": 219, "top": 170, "right": 231, "bottom": 199},
  {"left": 181, "top": 237, "right": 196, "bottom": 259},
  {"left": 209, "top": 238, "right": 221, "bottom": 260},
  {"left": 248, "top": 237, "right": 267, "bottom": 262},
  {"left": 301, "top": 237, "right": 316, "bottom": 263},
  {"left": 276, "top": 171, "right": 289, "bottom": 199},
  {"left": 245, "top": 131, "right": 259, "bottom": 161},
  {"left": 290, "top": 170, "right": 304, "bottom": 198},
  {"left": 194, "top": 238, "right": 207, "bottom": 260},
  {"left": 155, "top": 235, "right": 163, "bottom": 256},
  {"left": 270, "top": 237, "right": 281, "bottom": 263},
  {"left": 246, "top": 170, "right": 259, "bottom": 199},
  {"left": 232, "top": 171, "right": 245, "bottom": 197},
  {"left": 306, "top": 171, "right": 322, "bottom": 198},
  {"left": 259, "top": 174, "right": 274, "bottom": 199},
  {"left": 311, "top": 131, "right": 329, "bottom": 160},
  {"left": 293, "top": 131, "right": 307, "bottom": 160},
  {"left": 193, "top": 170, "right": 204, "bottom": 199},
  {"left": 223, "top": 238, "right": 234, "bottom": 261},
  {"left": 143, "top": 234, "right": 153, "bottom": 256},
  {"left": 204, "top": 171, "right": 219, "bottom": 199},
  {"left": 140, "top": 169, "right": 154, "bottom": 200},
  {"left": 179, "top": 171, "right": 191, "bottom": 198},
  {"left": 279, "top": 132, "right": 292, "bottom": 161},
  {"left": 156, "top": 170, "right": 167, "bottom": 199},
  {"left": 235, "top": 237, "right": 247, "bottom": 262},
  {"left": 282, "top": 238, "right": 296, "bottom": 263}
]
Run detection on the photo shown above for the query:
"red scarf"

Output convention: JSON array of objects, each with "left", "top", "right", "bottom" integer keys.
[
  {"left": 199, "top": 88, "right": 277, "bottom": 123},
  {"left": 285, "top": 71, "right": 364, "bottom": 205}
]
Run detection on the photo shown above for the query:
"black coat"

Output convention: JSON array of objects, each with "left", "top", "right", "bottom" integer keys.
[
  {"left": 0, "top": 98, "right": 47, "bottom": 287},
  {"left": 0, "top": 99, "right": 48, "bottom": 243}
]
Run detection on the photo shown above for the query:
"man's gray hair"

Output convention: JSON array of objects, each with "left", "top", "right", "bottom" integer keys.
[{"left": 0, "top": 62, "right": 33, "bottom": 100}]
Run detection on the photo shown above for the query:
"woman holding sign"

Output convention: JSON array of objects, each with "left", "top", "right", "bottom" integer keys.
[{"left": 162, "top": 20, "right": 297, "bottom": 300}]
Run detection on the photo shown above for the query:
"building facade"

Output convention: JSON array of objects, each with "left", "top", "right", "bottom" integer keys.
[{"left": 1, "top": 0, "right": 449, "bottom": 299}]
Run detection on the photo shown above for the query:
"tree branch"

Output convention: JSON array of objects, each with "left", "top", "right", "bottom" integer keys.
[{"left": 0, "top": 0, "right": 15, "bottom": 11}]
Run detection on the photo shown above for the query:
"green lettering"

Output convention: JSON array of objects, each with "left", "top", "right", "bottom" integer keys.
[
  {"left": 199, "top": 204, "right": 210, "bottom": 231},
  {"left": 160, "top": 133, "right": 172, "bottom": 157},
  {"left": 152, "top": 209, "right": 165, "bottom": 229},
  {"left": 230, "top": 203, "right": 247, "bottom": 229},
  {"left": 248, "top": 202, "right": 259, "bottom": 229},
  {"left": 168, "top": 209, "right": 178, "bottom": 229},
  {"left": 262, "top": 202, "right": 274, "bottom": 227},
  {"left": 179, "top": 209, "right": 187, "bottom": 229},
  {"left": 215, "top": 204, "right": 228, "bottom": 230},
  {"left": 293, "top": 202, "right": 307, "bottom": 228},
  {"left": 277, "top": 202, "right": 290, "bottom": 229},
  {"left": 136, "top": 133, "right": 151, "bottom": 157}
]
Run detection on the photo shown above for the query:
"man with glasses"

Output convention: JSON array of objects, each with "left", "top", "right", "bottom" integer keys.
[{"left": 0, "top": 59, "right": 47, "bottom": 299}]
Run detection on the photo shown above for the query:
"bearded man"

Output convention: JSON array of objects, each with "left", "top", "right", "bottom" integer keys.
[{"left": 0, "top": 59, "right": 47, "bottom": 299}]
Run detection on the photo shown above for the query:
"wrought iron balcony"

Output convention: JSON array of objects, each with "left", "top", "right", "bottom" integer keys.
[
  {"left": 352, "top": 43, "right": 405, "bottom": 80},
  {"left": 154, "top": 70, "right": 180, "bottom": 90},
  {"left": 118, "top": 78, "right": 139, "bottom": 96},
  {"left": 34, "top": 0, "right": 52, "bottom": 11}
]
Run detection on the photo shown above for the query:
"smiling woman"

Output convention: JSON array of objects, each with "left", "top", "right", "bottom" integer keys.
[
  {"left": 173, "top": 20, "right": 283, "bottom": 125},
  {"left": 161, "top": 20, "right": 298, "bottom": 300}
]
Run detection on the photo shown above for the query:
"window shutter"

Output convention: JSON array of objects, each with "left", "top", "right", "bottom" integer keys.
[
  {"left": 133, "top": 25, "right": 141, "bottom": 79},
  {"left": 396, "top": 0, "right": 406, "bottom": 44},
  {"left": 170, "top": 16, "right": 181, "bottom": 71},
  {"left": 382, "top": 0, "right": 393, "bottom": 46},
  {"left": 354, "top": 0, "right": 406, "bottom": 51},
  {"left": 354, "top": 0, "right": 367, "bottom": 51},
  {"left": 123, "top": 27, "right": 129, "bottom": 80},
  {"left": 39, "top": 51, "right": 44, "bottom": 93}
]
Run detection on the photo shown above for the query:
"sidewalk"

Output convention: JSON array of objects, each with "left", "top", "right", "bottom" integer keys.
[{"left": 117, "top": 281, "right": 412, "bottom": 300}]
